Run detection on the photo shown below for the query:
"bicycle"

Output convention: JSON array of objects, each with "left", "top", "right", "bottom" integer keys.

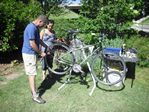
[
  {"left": 89, "top": 33, "right": 126, "bottom": 87},
  {"left": 44, "top": 29, "right": 127, "bottom": 95}
]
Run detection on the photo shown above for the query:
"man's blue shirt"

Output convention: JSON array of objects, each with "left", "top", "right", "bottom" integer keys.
[{"left": 22, "top": 23, "right": 40, "bottom": 54}]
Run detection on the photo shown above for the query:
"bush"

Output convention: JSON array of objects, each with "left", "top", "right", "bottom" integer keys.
[
  {"left": 54, "top": 18, "right": 81, "bottom": 38},
  {"left": 125, "top": 34, "right": 149, "bottom": 67},
  {"left": 80, "top": 0, "right": 143, "bottom": 39},
  {"left": 0, "top": 0, "right": 42, "bottom": 52},
  {"left": 54, "top": 17, "right": 125, "bottom": 47}
]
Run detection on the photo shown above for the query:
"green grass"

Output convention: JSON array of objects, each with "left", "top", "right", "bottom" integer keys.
[
  {"left": 140, "top": 17, "right": 149, "bottom": 24},
  {"left": 49, "top": 8, "right": 80, "bottom": 19},
  {"left": 0, "top": 64, "right": 149, "bottom": 112}
]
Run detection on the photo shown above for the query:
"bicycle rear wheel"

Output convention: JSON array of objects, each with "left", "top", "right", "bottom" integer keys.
[
  {"left": 91, "top": 51, "right": 126, "bottom": 86},
  {"left": 45, "top": 43, "right": 75, "bottom": 75}
]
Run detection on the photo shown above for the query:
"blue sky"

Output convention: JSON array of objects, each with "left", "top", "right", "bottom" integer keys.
[{"left": 67, "top": 0, "right": 81, "bottom": 4}]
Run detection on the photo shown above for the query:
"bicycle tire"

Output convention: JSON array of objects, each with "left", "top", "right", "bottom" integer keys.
[
  {"left": 45, "top": 43, "right": 75, "bottom": 75},
  {"left": 91, "top": 51, "right": 126, "bottom": 86}
]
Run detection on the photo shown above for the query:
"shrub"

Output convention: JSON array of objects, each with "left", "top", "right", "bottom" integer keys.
[
  {"left": 80, "top": 0, "right": 143, "bottom": 39},
  {"left": 0, "top": 0, "right": 42, "bottom": 52},
  {"left": 125, "top": 35, "right": 149, "bottom": 67},
  {"left": 54, "top": 18, "right": 81, "bottom": 38}
]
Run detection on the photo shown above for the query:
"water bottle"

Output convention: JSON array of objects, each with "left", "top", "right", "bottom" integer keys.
[{"left": 121, "top": 44, "right": 126, "bottom": 55}]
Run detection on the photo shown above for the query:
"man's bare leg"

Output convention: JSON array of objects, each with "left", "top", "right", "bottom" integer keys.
[
  {"left": 28, "top": 75, "right": 37, "bottom": 95},
  {"left": 28, "top": 75, "right": 46, "bottom": 104}
]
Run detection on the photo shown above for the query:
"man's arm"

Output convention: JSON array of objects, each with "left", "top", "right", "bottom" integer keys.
[{"left": 29, "top": 40, "right": 46, "bottom": 57}]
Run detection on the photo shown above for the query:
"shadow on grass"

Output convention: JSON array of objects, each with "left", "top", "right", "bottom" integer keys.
[
  {"left": 96, "top": 83, "right": 125, "bottom": 92},
  {"left": 37, "top": 67, "right": 91, "bottom": 97},
  {"left": 38, "top": 71, "right": 64, "bottom": 97},
  {"left": 66, "top": 71, "right": 90, "bottom": 88}
]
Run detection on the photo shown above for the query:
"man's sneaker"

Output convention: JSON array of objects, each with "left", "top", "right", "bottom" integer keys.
[{"left": 32, "top": 96, "right": 46, "bottom": 104}]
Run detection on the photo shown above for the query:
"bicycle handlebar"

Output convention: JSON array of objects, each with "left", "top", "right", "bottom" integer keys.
[
  {"left": 67, "top": 29, "right": 80, "bottom": 34},
  {"left": 64, "top": 29, "right": 81, "bottom": 40},
  {"left": 64, "top": 29, "right": 106, "bottom": 42}
]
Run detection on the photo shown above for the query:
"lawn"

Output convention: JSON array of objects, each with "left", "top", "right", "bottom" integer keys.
[
  {"left": 0, "top": 63, "right": 149, "bottom": 112},
  {"left": 49, "top": 8, "right": 80, "bottom": 19}
]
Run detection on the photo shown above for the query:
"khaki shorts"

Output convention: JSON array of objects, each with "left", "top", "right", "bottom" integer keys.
[{"left": 22, "top": 53, "right": 37, "bottom": 75}]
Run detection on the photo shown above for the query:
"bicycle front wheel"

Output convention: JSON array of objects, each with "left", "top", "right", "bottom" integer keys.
[
  {"left": 45, "top": 43, "right": 75, "bottom": 75},
  {"left": 91, "top": 51, "right": 126, "bottom": 86}
]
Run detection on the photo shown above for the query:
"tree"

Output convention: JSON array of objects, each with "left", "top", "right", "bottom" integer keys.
[
  {"left": 80, "top": 0, "right": 102, "bottom": 19},
  {"left": 0, "top": 0, "right": 42, "bottom": 52},
  {"left": 37, "top": 0, "right": 67, "bottom": 15},
  {"left": 144, "top": 0, "right": 149, "bottom": 16},
  {"left": 79, "top": 0, "right": 144, "bottom": 38}
]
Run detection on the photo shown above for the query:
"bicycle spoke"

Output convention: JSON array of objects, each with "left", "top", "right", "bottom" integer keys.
[{"left": 45, "top": 43, "right": 74, "bottom": 75}]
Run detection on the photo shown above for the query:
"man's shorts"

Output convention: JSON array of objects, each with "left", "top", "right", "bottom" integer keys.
[{"left": 22, "top": 53, "right": 37, "bottom": 75}]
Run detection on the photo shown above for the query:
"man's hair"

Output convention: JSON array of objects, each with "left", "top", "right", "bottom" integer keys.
[{"left": 37, "top": 15, "right": 48, "bottom": 24}]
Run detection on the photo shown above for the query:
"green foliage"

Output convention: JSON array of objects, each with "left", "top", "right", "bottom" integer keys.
[
  {"left": 80, "top": 0, "right": 143, "bottom": 38},
  {"left": 53, "top": 16, "right": 124, "bottom": 48},
  {"left": 125, "top": 35, "right": 149, "bottom": 67},
  {"left": 49, "top": 8, "right": 80, "bottom": 19},
  {"left": 43, "top": 0, "right": 67, "bottom": 15},
  {"left": 80, "top": 0, "right": 102, "bottom": 19},
  {"left": 77, "top": 16, "right": 97, "bottom": 32},
  {"left": 54, "top": 18, "right": 81, "bottom": 38},
  {"left": 104, "top": 38, "right": 124, "bottom": 48},
  {"left": 0, "top": 0, "right": 42, "bottom": 52}
]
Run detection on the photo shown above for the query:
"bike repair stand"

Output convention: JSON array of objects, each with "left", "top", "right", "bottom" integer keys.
[
  {"left": 86, "top": 62, "right": 97, "bottom": 96},
  {"left": 57, "top": 63, "right": 97, "bottom": 96},
  {"left": 58, "top": 45, "right": 97, "bottom": 96},
  {"left": 58, "top": 68, "right": 73, "bottom": 90},
  {"left": 81, "top": 45, "right": 97, "bottom": 96}
]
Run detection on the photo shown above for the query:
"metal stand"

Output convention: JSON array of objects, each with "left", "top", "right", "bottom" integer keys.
[
  {"left": 58, "top": 69, "right": 73, "bottom": 90},
  {"left": 58, "top": 64, "right": 97, "bottom": 96},
  {"left": 82, "top": 45, "right": 96, "bottom": 96},
  {"left": 58, "top": 45, "right": 97, "bottom": 96},
  {"left": 86, "top": 62, "right": 97, "bottom": 96}
]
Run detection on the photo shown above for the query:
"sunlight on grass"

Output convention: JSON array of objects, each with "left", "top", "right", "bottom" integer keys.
[
  {"left": 140, "top": 18, "right": 149, "bottom": 25},
  {"left": 0, "top": 64, "right": 149, "bottom": 112},
  {"left": 49, "top": 8, "right": 80, "bottom": 19}
]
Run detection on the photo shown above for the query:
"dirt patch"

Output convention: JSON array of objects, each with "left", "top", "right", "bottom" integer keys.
[
  {"left": 0, "top": 64, "right": 14, "bottom": 76},
  {"left": 0, "top": 62, "right": 23, "bottom": 85}
]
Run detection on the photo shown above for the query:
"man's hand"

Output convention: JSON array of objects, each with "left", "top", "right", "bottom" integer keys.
[
  {"left": 30, "top": 40, "right": 47, "bottom": 57},
  {"left": 40, "top": 52, "right": 46, "bottom": 57}
]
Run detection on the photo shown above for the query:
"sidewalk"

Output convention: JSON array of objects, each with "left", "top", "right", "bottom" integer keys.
[{"left": 131, "top": 16, "right": 149, "bottom": 32}]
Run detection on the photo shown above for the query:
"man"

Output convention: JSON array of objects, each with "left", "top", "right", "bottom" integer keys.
[{"left": 22, "top": 15, "right": 48, "bottom": 104}]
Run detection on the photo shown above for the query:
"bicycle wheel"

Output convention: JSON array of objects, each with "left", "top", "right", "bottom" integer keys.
[
  {"left": 91, "top": 51, "right": 126, "bottom": 86},
  {"left": 45, "top": 43, "right": 75, "bottom": 75}
]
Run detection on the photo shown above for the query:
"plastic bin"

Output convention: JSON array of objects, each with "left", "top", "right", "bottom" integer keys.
[{"left": 103, "top": 47, "right": 122, "bottom": 55}]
